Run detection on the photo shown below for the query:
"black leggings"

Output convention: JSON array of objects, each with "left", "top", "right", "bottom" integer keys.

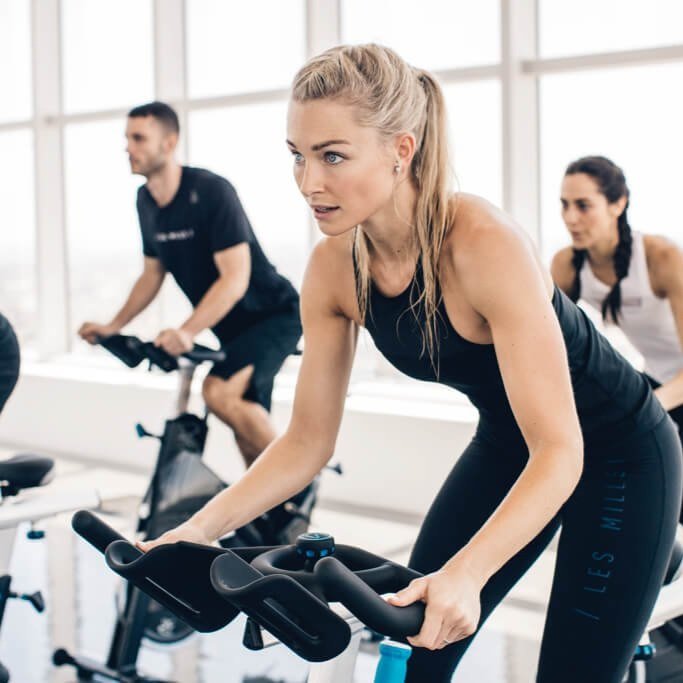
[
  {"left": 0, "top": 314, "right": 19, "bottom": 413},
  {"left": 406, "top": 417, "right": 682, "bottom": 683}
]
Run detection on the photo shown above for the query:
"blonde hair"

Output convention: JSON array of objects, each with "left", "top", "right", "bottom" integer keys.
[{"left": 291, "top": 44, "right": 454, "bottom": 366}]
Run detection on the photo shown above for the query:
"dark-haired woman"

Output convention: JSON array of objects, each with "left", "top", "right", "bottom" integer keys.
[{"left": 552, "top": 156, "right": 683, "bottom": 517}]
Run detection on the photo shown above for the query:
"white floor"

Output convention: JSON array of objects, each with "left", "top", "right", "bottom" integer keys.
[{"left": 0, "top": 451, "right": 549, "bottom": 682}]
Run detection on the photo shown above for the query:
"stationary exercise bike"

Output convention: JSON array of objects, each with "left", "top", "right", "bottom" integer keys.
[
  {"left": 54, "top": 334, "right": 333, "bottom": 682},
  {"left": 0, "top": 454, "right": 99, "bottom": 682}
]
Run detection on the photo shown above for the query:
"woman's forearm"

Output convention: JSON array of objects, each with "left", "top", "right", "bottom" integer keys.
[
  {"left": 448, "top": 444, "right": 582, "bottom": 584},
  {"left": 192, "top": 430, "right": 330, "bottom": 540}
]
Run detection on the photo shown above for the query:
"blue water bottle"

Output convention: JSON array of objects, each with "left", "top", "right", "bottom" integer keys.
[{"left": 374, "top": 640, "right": 412, "bottom": 683}]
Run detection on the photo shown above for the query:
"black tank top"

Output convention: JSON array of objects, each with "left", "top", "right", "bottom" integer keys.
[{"left": 359, "top": 258, "right": 665, "bottom": 450}]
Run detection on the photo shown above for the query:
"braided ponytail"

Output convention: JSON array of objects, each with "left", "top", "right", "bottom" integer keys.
[
  {"left": 568, "top": 248, "right": 587, "bottom": 303},
  {"left": 601, "top": 209, "right": 633, "bottom": 323}
]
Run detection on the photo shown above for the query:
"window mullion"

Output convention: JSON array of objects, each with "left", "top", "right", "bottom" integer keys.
[
  {"left": 500, "top": 0, "right": 540, "bottom": 243},
  {"left": 32, "top": 0, "right": 70, "bottom": 355}
]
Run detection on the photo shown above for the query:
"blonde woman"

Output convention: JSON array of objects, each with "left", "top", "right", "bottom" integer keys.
[{"left": 140, "top": 46, "right": 680, "bottom": 682}]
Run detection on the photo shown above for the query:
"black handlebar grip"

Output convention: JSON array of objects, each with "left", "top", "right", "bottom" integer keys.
[
  {"left": 105, "top": 539, "right": 144, "bottom": 570},
  {"left": 185, "top": 344, "right": 226, "bottom": 364},
  {"left": 72, "top": 510, "right": 127, "bottom": 555},
  {"left": 96, "top": 334, "right": 145, "bottom": 368},
  {"left": 315, "top": 556, "right": 424, "bottom": 640},
  {"left": 143, "top": 344, "right": 178, "bottom": 372}
]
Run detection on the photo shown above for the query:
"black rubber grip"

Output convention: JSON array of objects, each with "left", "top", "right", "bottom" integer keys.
[
  {"left": 72, "top": 510, "right": 127, "bottom": 555},
  {"left": 185, "top": 344, "right": 226, "bottom": 364},
  {"left": 315, "top": 556, "right": 424, "bottom": 639},
  {"left": 143, "top": 343, "right": 178, "bottom": 372}
]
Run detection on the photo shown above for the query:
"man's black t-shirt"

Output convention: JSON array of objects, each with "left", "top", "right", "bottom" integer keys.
[{"left": 136, "top": 166, "right": 298, "bottom": 343}]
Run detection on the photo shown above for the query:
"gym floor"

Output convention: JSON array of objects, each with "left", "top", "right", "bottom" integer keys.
[{"left": 0, "top": 451, "right": 553, "bottom": 682}]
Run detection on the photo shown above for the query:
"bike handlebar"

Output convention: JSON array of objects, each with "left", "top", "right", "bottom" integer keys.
[
  {"left": 72, "top": 509, "right": 128, "bottom": 554},
  {"left": 97, "top": 334, "right": 225, "bottom": 371},
  {"left": 70, "top": 511, "right": 424, "bottom": 662}
]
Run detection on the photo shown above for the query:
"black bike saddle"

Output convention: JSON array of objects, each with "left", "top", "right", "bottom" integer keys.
[{"left": 0, "top": 454, "right": 55, "bottom": 493}]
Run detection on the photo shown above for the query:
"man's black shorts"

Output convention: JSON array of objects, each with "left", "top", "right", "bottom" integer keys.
[{"left": 209, "top": 304, "right": 301, "bottom": 411}]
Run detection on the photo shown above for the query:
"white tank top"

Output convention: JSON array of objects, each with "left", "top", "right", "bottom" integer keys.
[{"left": 579, "top": 231, "right": 683, "bottom": 383}]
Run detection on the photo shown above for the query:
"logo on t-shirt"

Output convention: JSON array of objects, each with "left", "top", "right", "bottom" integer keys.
[
  {"left": 155, "top": 228, "right": 195, "bottom": 243},
  {"left": 622, "top": 296, "right": 643, "bottom": 307},
  {"left": 189, "top": 190, "right": 199, "bottom": 205}
]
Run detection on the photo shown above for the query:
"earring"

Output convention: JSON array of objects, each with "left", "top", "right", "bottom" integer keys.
[{"left": 393, "top": 162, "right": 401, "bottom": 174}]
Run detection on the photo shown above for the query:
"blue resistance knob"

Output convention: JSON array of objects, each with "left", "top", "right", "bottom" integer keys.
[
  {"left": 374, "top": 640, "right": 412, "bottom": 683},
  {"left": 295, "top": 532, "right": 335, "bottom": 571}
]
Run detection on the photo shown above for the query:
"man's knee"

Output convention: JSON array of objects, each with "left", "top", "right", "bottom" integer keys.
[{"left": 202, "top": 368, "right": 254, "bottom": 419}]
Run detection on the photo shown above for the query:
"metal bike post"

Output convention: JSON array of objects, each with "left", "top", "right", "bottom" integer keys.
[
  {"left": 175, "top": 362, "right": 196, "bottom": 416},
  {"left": 307, "top": 618, "right": 365, "bottom": 683}
]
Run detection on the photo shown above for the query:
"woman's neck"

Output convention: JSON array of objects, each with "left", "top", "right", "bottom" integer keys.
[
  {"left": 586, "top": 229, "right": 620, "bottom": 269},
  {"left": 361, "top": 182, "right": 420, "bottom": 266}
]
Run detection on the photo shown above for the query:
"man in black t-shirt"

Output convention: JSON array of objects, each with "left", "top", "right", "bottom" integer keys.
[{"left": 78, "top": 102, "right": 302, "bottom": 468}]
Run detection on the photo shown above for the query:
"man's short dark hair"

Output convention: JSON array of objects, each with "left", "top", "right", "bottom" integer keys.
[{"left": 128, "top": 101, "right": 180, "bottom": 135}]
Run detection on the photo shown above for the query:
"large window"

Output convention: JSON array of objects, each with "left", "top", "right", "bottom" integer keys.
[
  {"left": 189, "top": 102, "right": 309, "bottom": 287},
  {"left": 342, "top": 0, "right": 502, "bottom": 208},
  {"left": 64, "top": 119, "right": 161, "bottom": 346},
  {"left": 539, "top": 62, "right": 683, "bottom": 259},
  {"left": 342, "top": 0, "right": 500, "bottom": 70},
  {"left": 61, "top": 0, "right": 154, "bottom": 114},
  {"left": 539, "top": 0, "right": 683, "bottom": 58},
  {"left": 0, "top": 0, "right": 32, "bottom": 123},
  {"left": 444, "top": 80, "right": 502, "bottom": 207},
  {"left": 3, "top": 2, "right": 683, "bottom": 390},
  {"left": 186, "top": 0, "right": 306, "bottom": 98},
  {"left": 0, "top": 130, "right": 36, "bottom": 346}
]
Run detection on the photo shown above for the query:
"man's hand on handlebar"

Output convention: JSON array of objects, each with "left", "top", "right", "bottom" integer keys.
[
  {"left": 154, "top": 328, "right": 194, "bottom": 356},
  {"left": 136, "top": 518, "right": 213, "bottom": 553},
  {"left": 78, "top": 321, "right": 121, "bottom": 345}
]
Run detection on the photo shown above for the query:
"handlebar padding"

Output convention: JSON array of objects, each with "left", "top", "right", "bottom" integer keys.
[
  {"left": 71, "top": 511, "right": 240, "bottom": 633},
  {"left": 185, "top": 344, "right": 226, "bottom": 364},
  {"left": 210, "top": 551, "right": 351, "bottom": 662},
  {"left": 72, "top": 510, "right": 127, "bottom": 554},
  {"left": 315, "top": 556, "right": 424, "bottom": 640}
]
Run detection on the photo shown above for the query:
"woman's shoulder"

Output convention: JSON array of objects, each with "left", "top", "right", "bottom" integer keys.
[
  {"left": 550, "top": 246, "right": 576, "bottom": 291},
  {"left": 643, "top": 233, "right": 683, "bottom": 295},
  {"left": 308, "top": 231, "right": 355, "bottom": 271},
  {"left": 643, "top": 233, "right": 682, "bottom": 265},
  {"left": 448, "top": 193, "right": 523, "bottom": 236},
  {"left": 444, "top": 193, "right": 533, "bottom": 265},
  {"left": 303, "top": 231, "right": 358, "bottom": 316}
]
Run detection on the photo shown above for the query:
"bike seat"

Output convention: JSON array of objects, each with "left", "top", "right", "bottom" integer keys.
[{"left": 0, "top": 454, "right": 55, "bottom": 494}]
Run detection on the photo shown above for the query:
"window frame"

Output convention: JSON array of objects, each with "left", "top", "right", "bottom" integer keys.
[{"left": 1, "top": 0, "right": 680, "bottom": 387}]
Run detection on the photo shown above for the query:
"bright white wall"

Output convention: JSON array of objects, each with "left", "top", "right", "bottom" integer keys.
[{"left": 0, "top": 365, "right": 477, "bottom": 518}]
